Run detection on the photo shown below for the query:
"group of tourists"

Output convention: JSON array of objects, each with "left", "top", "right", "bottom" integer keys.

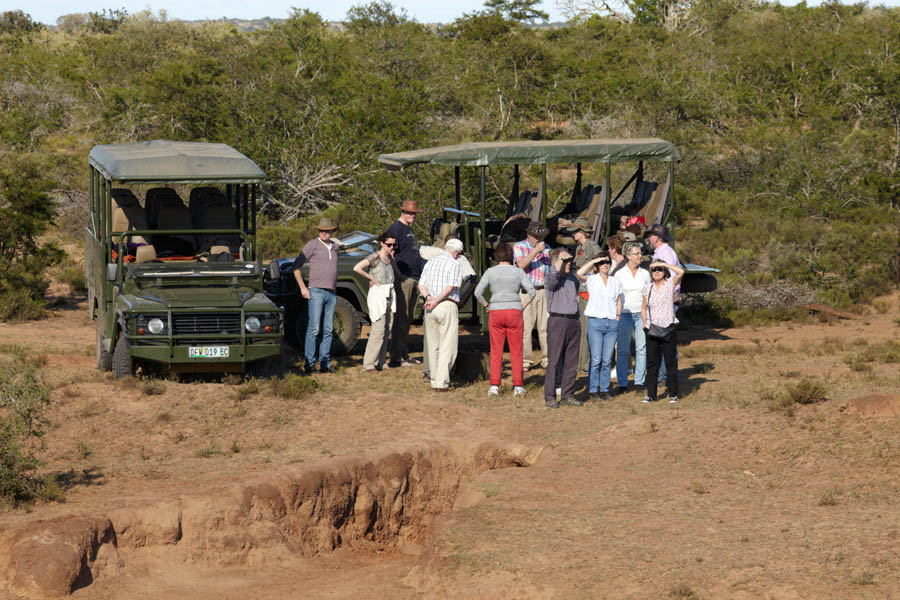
[{"left": 291, "top": 201, "right": 685, "bottom": 408}]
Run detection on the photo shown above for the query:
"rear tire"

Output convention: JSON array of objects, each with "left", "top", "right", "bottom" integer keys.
[
  {"left": 331, "top": 296, "right": 361, "bottom": 355},
  {"left": 292, "top": 295, "right": 361, "bottom": 356},
  {"left": 97, "top": 322, "right": 112, "bottom": 372},
  {"left": 112, "top": 333, "right": 134, "bottom": 379}
]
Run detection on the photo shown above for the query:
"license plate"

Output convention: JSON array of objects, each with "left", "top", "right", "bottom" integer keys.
[{"left": 189, "top": 346, "right": 230, "bottom": 358}]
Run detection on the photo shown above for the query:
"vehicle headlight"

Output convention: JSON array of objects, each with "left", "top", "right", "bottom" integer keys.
[
  {"left": 148, "top": 318, "right": 165, "bottom": 334},
  {"left": 245, "top": 316, "right": 261, "bottom": 333}
]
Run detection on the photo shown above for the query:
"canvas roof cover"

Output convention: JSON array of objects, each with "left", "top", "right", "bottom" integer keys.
[
  {"left": 378, "top": 138, "right": 678, "bottom": 170},
  {"left": 90, "top": 140, "right": 265, "bottom": 183}
]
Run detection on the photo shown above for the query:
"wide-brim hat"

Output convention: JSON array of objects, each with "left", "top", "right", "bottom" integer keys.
[
  {"left": 401, "top": 200, "right": 424, "bottom": 213},
  {"left": 566, "top": 217, "right": 593, "bottom": 235},
  {"left": 526, "top": 220, "right": 549, "bottom": 240},
  {"left": 644, "top": 223, "right": 670, "bottom": 242},
  {"left": 315, "top": 217, "right": 338, "bottom": 231}
]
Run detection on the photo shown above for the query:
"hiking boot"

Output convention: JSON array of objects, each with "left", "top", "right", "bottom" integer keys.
[
  {"left": 513, "top": 386, "right": 526, "bottom": 397},
  {"left": 562, "top": 397, "right": 585, "bottom": 407},
  {"left": 545, "top": 399, "right": 560, "bottom": 409},
  {"left": 488, "top": 385, "right": 500, "bottom": 396}
]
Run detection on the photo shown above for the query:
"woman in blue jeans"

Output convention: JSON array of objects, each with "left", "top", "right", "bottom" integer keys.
[
  {"left": 577, "top": 252, "right": 623, "bottom": 399},
  {"left": 613, "top": 242, "right": 651, "bottom": 393}
]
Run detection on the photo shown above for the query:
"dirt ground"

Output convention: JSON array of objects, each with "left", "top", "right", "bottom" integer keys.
[{"left": 1, "top": 288, "right": 899, "bottom": 599}]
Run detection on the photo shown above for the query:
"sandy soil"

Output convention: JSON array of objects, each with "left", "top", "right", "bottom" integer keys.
[{"left": 1, "top": 289, "right": 899, "bottom": 599}]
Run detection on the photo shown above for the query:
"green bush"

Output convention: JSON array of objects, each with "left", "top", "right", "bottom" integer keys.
[
  {"left": 787, "top": 378, "right": 829, "bottom": 405},
  {"left": 0, "top": 351, "right": 52, "bottom": 505},
  {"left": 271, "top": 374, "right": 317, "bottom": 400},
  {"left": 53, "top": 256, "right": 87, "bottom": 294}
]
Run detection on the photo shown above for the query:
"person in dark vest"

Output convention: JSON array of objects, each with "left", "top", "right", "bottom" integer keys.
[{"left": 386, "top": 200, "right": 427, "bottom": 368}]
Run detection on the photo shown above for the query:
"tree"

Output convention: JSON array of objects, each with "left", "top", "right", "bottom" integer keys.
[
  {"left": 0, "top": 10, "right": 43, "bottom": 34},
  {"left": 0, "top": 156, "right": 64, "bottom": 321},
  {"left": 485, "top": 0, "right": 550, "bottom": 22}
]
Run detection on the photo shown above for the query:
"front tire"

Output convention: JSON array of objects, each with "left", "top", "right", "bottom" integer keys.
[
  {"left": 97, "top": 322, "right": 112, "bottom": 372},
  {"left": 112, "top": 333, "right": 134, "bottom": 379}
]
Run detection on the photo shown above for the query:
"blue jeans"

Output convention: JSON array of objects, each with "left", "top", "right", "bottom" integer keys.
[
  {"left": 616, "top": 310, "right": 646, "bottom": 388},
  {"left": 305, "top": 287, "right": 336, "bottom": 369},
  {"left": 587, "top": 317, "right": 618, "bottom": 393}
]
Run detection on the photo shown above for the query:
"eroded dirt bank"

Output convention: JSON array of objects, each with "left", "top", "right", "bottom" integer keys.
[{"left": 1, "top": 441, "right": 542, "bottom": 598}]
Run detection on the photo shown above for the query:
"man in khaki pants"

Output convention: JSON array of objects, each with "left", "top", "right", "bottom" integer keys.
[
  {"left": 513, "top": 221, "right": 550, "bottom": 369},
  {"left": 417, "top": 238, "right": 463, "bottom": 391}
]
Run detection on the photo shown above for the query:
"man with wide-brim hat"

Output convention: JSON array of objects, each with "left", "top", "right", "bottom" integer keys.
[
  {"left": 293, "top": 216, "right": 341, "bottom": 373},
  {"left": 386, "top": 200, "right": 428, "bottom": 368},
  {"left": 513, "top": 220, "right": 551, "bottom": 369}
]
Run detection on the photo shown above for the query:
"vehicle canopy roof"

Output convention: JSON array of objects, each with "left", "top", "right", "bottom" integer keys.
[
  {"left": 378, "top": 138, "right": 678, "bottom": 170},
  {"left": 89, "top": 140, "right": 266, "bottom": 184}
]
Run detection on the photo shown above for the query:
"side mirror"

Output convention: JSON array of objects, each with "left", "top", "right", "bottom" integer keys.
[{"left": 106, "top": 263, "right": 118, "bottom": 281}]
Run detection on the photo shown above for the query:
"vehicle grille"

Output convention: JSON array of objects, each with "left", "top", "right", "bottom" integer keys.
[{"left": 172, "top": 313, "right": 242, "bottom": 335}]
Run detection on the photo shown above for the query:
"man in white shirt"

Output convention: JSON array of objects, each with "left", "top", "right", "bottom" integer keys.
[{"left": 418, "top": 238, "right": 463, "bottom": 391}]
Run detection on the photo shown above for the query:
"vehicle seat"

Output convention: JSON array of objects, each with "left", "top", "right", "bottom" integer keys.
[
  {"left": 110, "top": 188, "right": 148, "bottom": 249},
  {"left": 145, "top": 187, "right": 186, "bottom": 229},
  {"left": 193, "top": 198, "right": 240, "bottom": 253},
  {"left": 433, "top": 221, "right": 457, "bottom": 249},
  {"left": 153, "top": 203, "right": 195, "bottom": 257},
  {"left": 637, "top": 175, "right": 670, "bottom": 225},
  {"left": 189, "top": 187, "right": 228, "bottom": 221},
  {"left": 134, "top": 245, "right": 157, "bottom": 263}
]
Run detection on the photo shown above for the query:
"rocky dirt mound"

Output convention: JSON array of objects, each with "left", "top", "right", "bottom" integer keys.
[
  {"left": 844, "top": 394, "right": 900, "bottom": 418},
  {"left": 0, "top": 440, "right": 542, "bottom": 598}
]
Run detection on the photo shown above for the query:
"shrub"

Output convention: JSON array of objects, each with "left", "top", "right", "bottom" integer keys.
[
  {"left": 787, "top": 379, "right": 829, "bottom": 405},
  {"left": 272, "top": 373, "right": 317, "bottom": 400},
  {"left": 53, "top": 256, "right": 87, "bottom": 294},
  {"left": 0, "top": 351, "right": 52, "bottom": 505}
]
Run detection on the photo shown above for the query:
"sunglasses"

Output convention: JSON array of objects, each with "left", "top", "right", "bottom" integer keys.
[
  {"left": 597, "top": 259, "right": 611, "bottom": 265},
  {"left": 651, "top": 267, "right": 667, "bottom": 273},
  {"left": 383, "top": 242, "right": 396, "bottom": 247}
]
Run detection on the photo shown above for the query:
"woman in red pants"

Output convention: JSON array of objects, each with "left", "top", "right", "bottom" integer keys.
[{"left": 474, "top": 242, "right": 536, "bottom": 397}]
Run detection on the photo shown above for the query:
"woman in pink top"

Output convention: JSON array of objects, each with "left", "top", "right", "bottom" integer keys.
[{"left": 641, "top": 261, "right": 684, "bottom": 404}]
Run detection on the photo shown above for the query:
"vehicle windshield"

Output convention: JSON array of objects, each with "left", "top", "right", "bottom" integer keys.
[{"left": 129, "top": 261, "right": 258, "bottom": 278}]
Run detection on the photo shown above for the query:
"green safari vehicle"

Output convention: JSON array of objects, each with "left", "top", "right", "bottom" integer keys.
[
  {"left": 378, "top": 138, "right": 719, "bottom": 330},
  {"left": 85, "top": 140, "right": 285, "bottom": 378}
]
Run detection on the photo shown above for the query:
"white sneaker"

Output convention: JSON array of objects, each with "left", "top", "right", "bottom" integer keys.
[
  {"left": 513, "top": 386, "right": 526, "bottom": 397},
  {"left": 488, "top": 385, "right": 500, "bottom": 396},
  {"left": 669, "top": 396, "right": 679, "bottom": 404}
]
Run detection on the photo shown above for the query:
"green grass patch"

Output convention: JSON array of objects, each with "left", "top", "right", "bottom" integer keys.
[{"left": 271, "top": 374, "right": 317, "bottom": 400}]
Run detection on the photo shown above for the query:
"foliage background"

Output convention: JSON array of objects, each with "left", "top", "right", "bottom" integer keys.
[{"left": 1, "top": 1, "right": 898, "bottom": 319}]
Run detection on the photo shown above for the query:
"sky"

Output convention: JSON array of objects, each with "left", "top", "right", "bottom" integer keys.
[
  {"left": 13, "top": 0, "right": 565, "bottom": 25},
  {"left": 7, "top": 0, "right": 899, "bottom": 26}
]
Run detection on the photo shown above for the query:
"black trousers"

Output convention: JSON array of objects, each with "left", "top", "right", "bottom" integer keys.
[
  {"left": 646, "top": 330, "right": 678, "bottom": 400},
  {"left": 545, "top": 315, "right": 580, "bottom": 403}
]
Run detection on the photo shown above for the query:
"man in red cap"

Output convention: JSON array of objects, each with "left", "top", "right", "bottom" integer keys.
[{"left": 386, "top": 200, "right": 427, "bottom": 367}]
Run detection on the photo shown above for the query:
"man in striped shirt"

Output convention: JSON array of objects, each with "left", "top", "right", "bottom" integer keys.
[
  {"left": 417, "top": 238, "right": 463, "bottom": 391},
  {"left": 513, "top": 221, "right": 550, "bottom": 369}
]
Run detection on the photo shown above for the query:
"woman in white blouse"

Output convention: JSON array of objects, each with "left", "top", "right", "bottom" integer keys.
[
  {"left": 612, "top": 242, "right": 651, "bottom": 394},
  {"left": 576, "top": 251, "right": 623, "bottom": 400}
]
